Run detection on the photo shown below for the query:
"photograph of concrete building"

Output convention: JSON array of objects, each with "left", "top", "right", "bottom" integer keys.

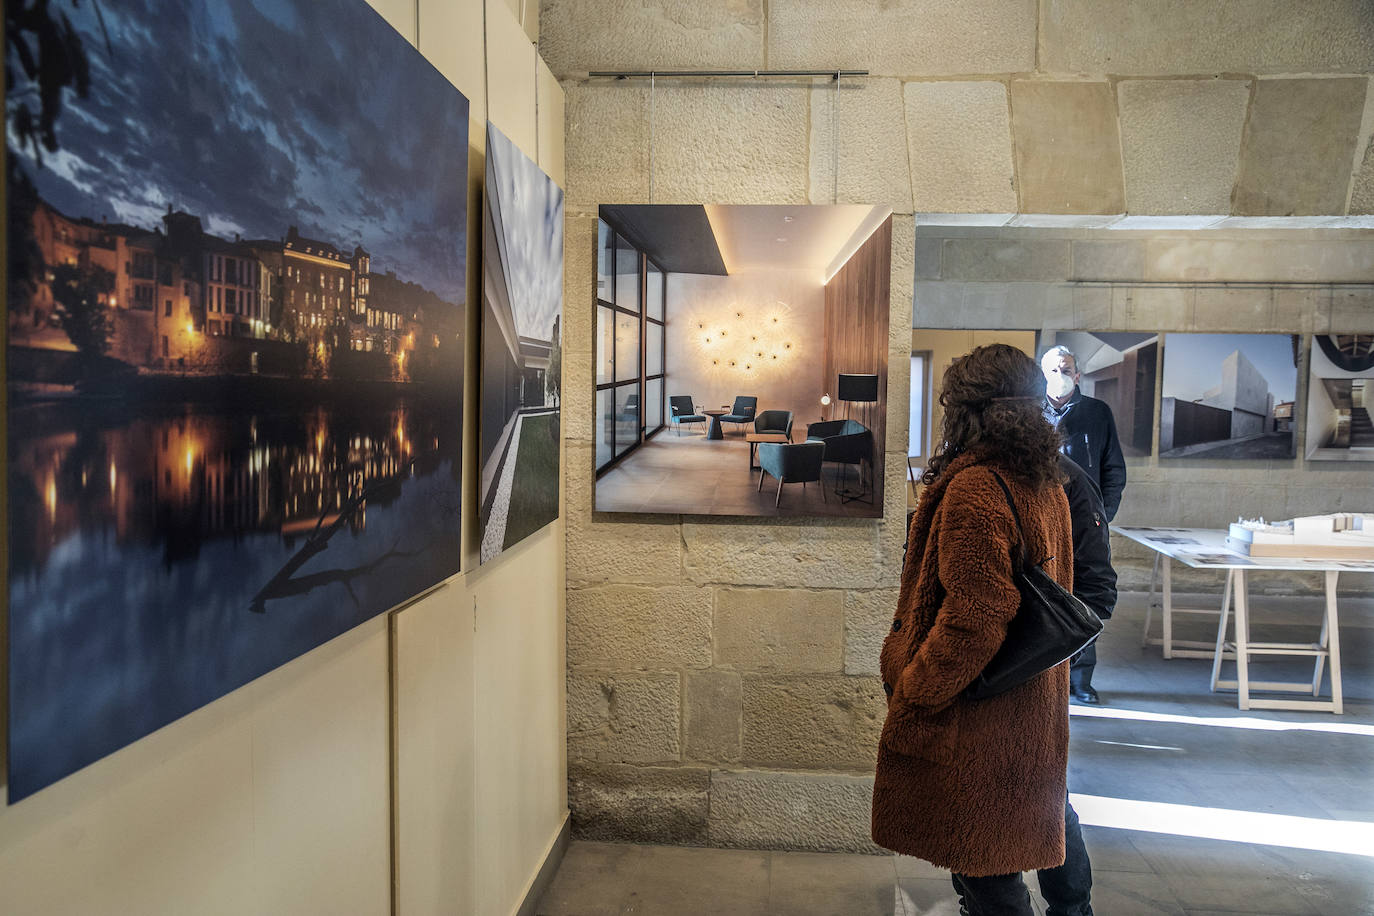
[
  {"left": 5, "top": 0, "right": 468, "bottom": 801},
  {"left": 594, "top": 204, "right": 892, "bottom": 518},
  {"left": 1306, "top": 334, "right": 1374, "bottom": 461},
  {"left": 1159, "top": 333, "right": 1299, "bottom": 459},
  {"left": 1039, "top": 331, "right": 1160, "bottom": 456},
  {"left": 479, "top": 123, "right": 564, "bottom": 563}
]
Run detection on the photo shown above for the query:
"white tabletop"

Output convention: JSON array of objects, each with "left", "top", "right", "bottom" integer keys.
[{"left": 1111, "top": 525, "right": 1374, "bottom": 574}]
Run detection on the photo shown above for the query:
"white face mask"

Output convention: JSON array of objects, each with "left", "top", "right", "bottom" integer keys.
[{"left": 1045, "top": 373, "right": 1076, "bottom": 399}]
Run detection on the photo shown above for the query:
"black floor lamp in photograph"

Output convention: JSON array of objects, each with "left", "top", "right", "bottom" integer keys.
[{"left": 804, "top": 372, "right": 877, "bottom": 503}]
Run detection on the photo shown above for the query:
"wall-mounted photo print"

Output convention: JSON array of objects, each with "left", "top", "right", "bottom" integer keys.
[
  {"left": 479, "top": 123, "right": 564, "bottom": 563},
  {"left": 594, "top": 204, "right": 892, "bottom": 518},
  {"left": 1037, "top": 332, "right": 1160, "bottom": 457},
  {"left": 1305, "top": 334, "right": 1374, "bottom": 461},
  {"left": 1159, "top": 334, "right": 1299, "bottom": 460},
  {"left": 5, "top": 0, "right": 468, "bottom": 802}
]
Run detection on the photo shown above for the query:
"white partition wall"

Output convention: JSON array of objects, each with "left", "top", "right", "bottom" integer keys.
[{"left": 0, "top": 2, "right": 567, "bottom": 915}]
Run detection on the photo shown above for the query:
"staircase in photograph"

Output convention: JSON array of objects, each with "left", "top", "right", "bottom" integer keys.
[{"left": 1351, "top": 405, "right": 1374, "bottom": 447}]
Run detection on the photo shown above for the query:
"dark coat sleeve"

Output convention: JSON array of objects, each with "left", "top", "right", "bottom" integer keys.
[
  {"left": 1097, "top": 405, "right": 1127, "bottom": 522},
  {"left": 1060, "top": 456, "right": 1117, "bottom": 620}
]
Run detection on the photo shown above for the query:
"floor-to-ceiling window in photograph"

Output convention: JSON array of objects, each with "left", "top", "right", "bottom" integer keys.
[{"left": 595, "top": 222, "right": 665, "bottom": 473}]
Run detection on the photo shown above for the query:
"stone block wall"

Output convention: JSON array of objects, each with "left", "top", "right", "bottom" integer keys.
[{"left": 549, "top": 0, "right": 1374, "bottom": 850}]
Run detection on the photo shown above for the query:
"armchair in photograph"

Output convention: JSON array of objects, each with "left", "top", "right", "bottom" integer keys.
[
  {"left": 753, "top": 409, "right": 794, "bottom": 441},
  {"left": 669, "top": 395, "right": 707, "bottom": 436},
  {"left": 720, "top": 396, "right": 757, "bottom": 436},
  {"left": 805, "top": 419, "right": 873, "bottom": 500},
  {"left": 756, "top": 441, "right": 826, "bottom": 507}
]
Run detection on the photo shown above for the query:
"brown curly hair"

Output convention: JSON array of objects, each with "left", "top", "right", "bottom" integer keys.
[{"left": 921, "top": 343, "right": 1064, "bottom": 491}]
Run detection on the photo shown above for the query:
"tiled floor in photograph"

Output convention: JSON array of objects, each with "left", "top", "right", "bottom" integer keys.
[
  {"left": 537, "top": 591, "right": 1374, "bottom": 915},
  {"left": 595, "top": 426, "right": 878, "bottom": 518}
]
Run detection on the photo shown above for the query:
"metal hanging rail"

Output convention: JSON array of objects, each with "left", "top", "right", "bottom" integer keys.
[{"left": 588, "top": 69, "right": 868, "bottom": 79}]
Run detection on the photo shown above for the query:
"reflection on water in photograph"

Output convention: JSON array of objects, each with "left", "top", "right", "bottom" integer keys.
[{"left": 7, "top": 395, "right": 460, "bottom": 799}]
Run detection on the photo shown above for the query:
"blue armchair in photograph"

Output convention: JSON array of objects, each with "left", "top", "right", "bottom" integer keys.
[
  {"left": 805, "top": 419, "right": 873, "bottom": 494},
  {"left": 669, "top": 395, "right": 707, "bottom": 436},
  {"left": 755, "top": 441, "right": 826, "bottom": 507},
  {"left": 720, "top": 396, "right": 757, "bottom": 436},
  {"left": 753, "top": 409, "right": 794, "bottom": 441}
]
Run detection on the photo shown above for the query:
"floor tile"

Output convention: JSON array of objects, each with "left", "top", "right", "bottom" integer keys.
[
  {"left": 767, "top": 851, "right": 901, "bottom": 916},
  {"left": 893, "top": 877, "right": 967, "bottom": 916},
  {"left": 535, "top": 842, "right": 645, "bottom": 916},
  {"left": 622, "top": 845, "right": 770, "bottom": 916},
  {"left": 1088, "top": 869, "right": 1187, "bottom": 914},
  {"left": 893, "top": 854, "right": 948, "bottom": 880},
  {"left": 1076, "top": 826, "right": 1156, "bottom": 874}
]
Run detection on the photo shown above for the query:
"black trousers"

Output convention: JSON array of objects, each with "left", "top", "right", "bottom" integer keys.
[
  {"left": 951, "top": 797, "right": 1093, "bottom": 916},
  {"left": 1069, "top": 641, "right": 1096, "bottom": 689}
]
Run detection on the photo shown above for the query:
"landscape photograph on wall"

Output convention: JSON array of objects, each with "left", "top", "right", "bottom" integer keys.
[
  {"left": 1305, "top": 334, "right": 1374, "bottom": 461},
  {"left": 5, "top": 0, "right": 468, "bottom": 801},
  {"left": 1159, "top": 333, "right": 1299, "bottom": 460},
  {"left": 479, "top": 123, "right": 563, "bottom": 564}
]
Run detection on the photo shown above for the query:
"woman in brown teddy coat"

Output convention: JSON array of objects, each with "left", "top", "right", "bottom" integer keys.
[{"left": 873, "top": 344, "right": 1094, "bottom": 916}]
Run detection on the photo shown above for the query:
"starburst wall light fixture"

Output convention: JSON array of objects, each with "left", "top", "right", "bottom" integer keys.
[{"left": 695, "top": 300, "right": 794, "bottom": 376}]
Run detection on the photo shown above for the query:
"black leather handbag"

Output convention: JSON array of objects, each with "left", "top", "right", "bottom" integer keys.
[{"left": 964, "top": 471, "right": 1104, "bottom": 700}]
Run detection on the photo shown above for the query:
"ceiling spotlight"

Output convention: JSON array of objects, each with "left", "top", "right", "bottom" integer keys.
[
  {"left": 721, "top": 330, "right": 727, "bottom": 337},
  {"left": 784, "top": 342, "right": 792, "bottom": 349},
  {"left": 735, "top": 311, "right": 742, "bottom": 318},
  {"left": 746, "top": 364, "right": 752, "bottom": 370}
]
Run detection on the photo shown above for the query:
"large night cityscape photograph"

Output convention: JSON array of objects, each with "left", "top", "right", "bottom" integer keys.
[{"left": 5, "top": 0, "right": 470, "bottom": 800}]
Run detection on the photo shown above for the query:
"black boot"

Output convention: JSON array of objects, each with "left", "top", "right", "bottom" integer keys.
[{"left": 1070, "top": 669, "right": 1101, "bottom": 705}]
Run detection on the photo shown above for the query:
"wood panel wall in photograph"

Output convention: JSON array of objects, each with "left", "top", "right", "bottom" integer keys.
[{"left": 822, "top": 215, "right": 892, "bottom": 509}]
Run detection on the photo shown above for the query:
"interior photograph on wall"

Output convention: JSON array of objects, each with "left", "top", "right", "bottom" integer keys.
[
  {"left": 1306, "top": 334, "right": 1374, "bottom": 461},
  {"left": 1037, "top": 331, "right": 1160, "bottom": 457},
  {"left": 4, "top": 0, "right": 468, "bottom": 802},
  {"left": 594, "top": 204, "right": 892, "bottom": 518},
  {"left": 1159, "top": 333, "right": 1299, "bottom": 460},
  {"left": 479, "top": 123, "right": 564, "bottom": 563}
]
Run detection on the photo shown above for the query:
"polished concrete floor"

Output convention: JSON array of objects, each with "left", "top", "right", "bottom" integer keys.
[
  {"left": 537, "top": 590, "right": 1374, "bottom": 915},
  {"left": 595, "top": 427, "right": 878, "bottom": 517}
]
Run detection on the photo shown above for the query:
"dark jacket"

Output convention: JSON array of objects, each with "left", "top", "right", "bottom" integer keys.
[
  {"left": 1045, "top": 388, "right": 1126, "bottom": 521},
  {"left": 1060, "top": 455, "right": 1117, "bottom": 620},
  {"left": 874, "top": 451, "right": 1073, "bottom": 876}
]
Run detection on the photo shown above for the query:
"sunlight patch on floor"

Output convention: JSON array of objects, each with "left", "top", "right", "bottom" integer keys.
[
  {"left": 1071, "top": 793, "right": 1374, "bottom": 857},
  {"left": 1070, "top": 703, "right": 1374, "bottom": 737}
]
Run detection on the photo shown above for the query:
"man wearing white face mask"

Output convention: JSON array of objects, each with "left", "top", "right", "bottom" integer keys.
[
  {"left": 1040, "top": 346, "right": 1126, "bottom": 521},
  {"left": 1042, "top": 345, "right": 1125, "bottom": 706}
]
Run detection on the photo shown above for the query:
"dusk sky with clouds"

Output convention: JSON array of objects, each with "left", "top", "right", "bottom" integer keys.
[
  {"left": 486, "top": 124, "right": 563, "bottom": 343},
  {"left": 7, "top": 0, "right": 470, "bottom": 305}
]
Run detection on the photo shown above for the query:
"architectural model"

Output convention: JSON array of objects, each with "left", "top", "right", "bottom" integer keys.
[{"left": 1227, "top": 513, "right": 1374, "bottom": 560}]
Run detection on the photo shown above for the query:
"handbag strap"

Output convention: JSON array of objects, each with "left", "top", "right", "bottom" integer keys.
[{"left": 988, "top": 469, "right": 1031, "bottom": 568}]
